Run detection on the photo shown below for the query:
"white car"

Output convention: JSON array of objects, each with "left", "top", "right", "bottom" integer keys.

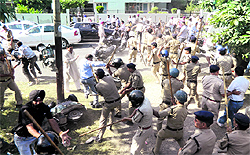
[
  {"left": 4, "top": 20, "right": 37, "bottom": 36},
  {"left": 14, "top": 23, "right": 81, "bottom": 50}
]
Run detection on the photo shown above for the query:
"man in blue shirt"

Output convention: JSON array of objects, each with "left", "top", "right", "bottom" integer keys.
[{"left": 80, "top": 54, "right": 106, "bottom": 108}]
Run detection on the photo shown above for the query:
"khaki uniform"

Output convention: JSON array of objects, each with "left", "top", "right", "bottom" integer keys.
[
  {"left": 4, "top": 29, "right": 15, "bottom": 51},
  {"left": 130, "top": 98, "right": 153, "bottom": 155},
  {"left": 113, "top": 64, "right": 130, "bottom": 115},
  {"left": 163, "top": 35, "right": 172, "bottom": 45},
  {"left": 146, "top": 33, "right": 156, "bottom": 56},
  {"left": 215, "top": 55, "right": 233, "bottom": 87},
  {"left": 128, "top": 70, "right": 145, "bottom": 115},
  {"left": 140, "top": 32, "right": 147, "bottom": 54},
  {"left": 185, "top": 42, "right": 200, "bottom": 56},
  {"left": 158, "top": 78, "right": 184, "bottom": 131},
  {"left": 164, "top": 39, "right": 180, "bottom": 66},
  {"left": 150, "top": 48, "right": 161, "bottom": 82},
  {"left": 0, "top": 60, "right": 23, "bottom": 108},
  {"left": 184, "top": 62, "right": 201, "bottom": 107},
  {"left": 178, "top": 129, "right": 216, "bottom": 155},
  {"left": 127, "top": 37, "right": 138, "bottom": 63},
  {"left": 159, "top": 57, "right": 168, "bottom": 81},
  {"left": 178, "top": 53, "right": 192, "bottom": 80},
  {"left": 154, "top": 104, "right": 188, "bottom": 154},
  {"left": 218, "top": 130, "right": 250, "bottom": 155},
  {"left": 156, "top": 38, "right": 165, "bottom": 48},
  {"left": 95, "top": 76, "right": 121, "bottom": 140},
  {"left": 202, "top": 75, "right": 224, "bottom": 121}
]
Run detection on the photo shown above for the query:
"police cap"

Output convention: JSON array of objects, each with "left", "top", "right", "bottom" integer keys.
[
  {"left": 191, "top": 56, "right": 199, "bottom": 60},
  {"left": 151, "top": 42, "right": 157, "bottom": 47},
  {"left": 235, "top": 113, "right": 250, "bottom": 127},
  {"left": 127, "top": 63, "right": 136, "bottom": 70},
  {"left": 210, "top": 65, "right": 220, "bottom": 73},
  {"left": 194, "top": 110, "right": 214, "bottom": 124},
  {"left": 190, "top": 36, "right": 196, "bottom": 42},
  {"left": 184, "top": 47, "right": 191, "bottom": 53}
]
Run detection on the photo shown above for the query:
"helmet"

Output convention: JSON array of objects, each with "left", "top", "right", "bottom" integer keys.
[
  {"left": 112, "top": 58, "right": 124, "bottom": 68},
  {"left": 174, "top": 90, "right": 187, "bottom": 104},
  {"left": 160, "top": 50, "right": 169, "bottom": 58},
  {"left": 95, "top": 68, "right": 105, "bottom": 79},
  {"left": 129, "top": 90, "right": 144, "bottom": 108},
  {"left": 169, "top": 68, "right": 179, "bottom": 78},
  {"left": 0, "top": 49, "right": 5, "bottom": 55},
  {"left": 36, "top": 131, "right": 59, "bottom": 154}
]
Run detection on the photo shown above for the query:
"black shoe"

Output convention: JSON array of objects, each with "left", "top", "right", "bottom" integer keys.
[
  {"left": 114, "top": 113, "right": 122, "bottom": 118},
  {"left": 94, "top": 104, "right": 102, "bottom": 108},
  {"left": 95, "top": 137, "right": 103, "bottom": 143},
  {"left": 108, "top": 125, "right": 113, "bottom": 131}
]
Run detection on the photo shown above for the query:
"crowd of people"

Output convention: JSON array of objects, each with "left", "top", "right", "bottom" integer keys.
[{"left": 0, "top": 14, "right": 250, "bottom": 155}]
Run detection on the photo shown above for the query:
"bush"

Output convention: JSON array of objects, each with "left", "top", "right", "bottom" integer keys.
[
  {"left": 151, "top": 6, "right": 158, "bottom": 13},
  {"left": 157, "top": 11, "right": 168, "bottom": 14},
  {"left": 96, "top": 6, "right": 104, "bottom": 13},
  {"left": 171, "top": 8, "right": 177, "bottom": 14},
  {"left": 137, "top": 11, "right": 144, "bottom": 13},
  {"left": 16, "top": 4, "right": 42, "bottom": 13}
]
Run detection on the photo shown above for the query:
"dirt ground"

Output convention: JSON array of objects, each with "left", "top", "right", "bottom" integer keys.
[{"left": 78, "top": 49, "right": 250, "bottom": 155}]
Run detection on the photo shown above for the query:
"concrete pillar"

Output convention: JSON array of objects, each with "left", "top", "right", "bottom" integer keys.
[{"left": 177, "top": 9, "right": 181, "bottom": 18}]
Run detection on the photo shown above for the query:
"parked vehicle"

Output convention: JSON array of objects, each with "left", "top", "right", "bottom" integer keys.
[
  {"left": 14, "top": 24, "right": 81, "bottom": 51},
  {"left": 93, "top": 45, "right": 117, "bottom": 63},
  {"left": 73, "top": 22, "right": 113, "bottom": 41},
  {"left": 40, "top": 44, "right": 56, "bottom": 70}
]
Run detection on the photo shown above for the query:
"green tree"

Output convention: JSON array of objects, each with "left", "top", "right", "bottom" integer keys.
[
  {"left": 16, "top": 4, "right": 43, "bottom": 13},
  {"left": 13, "top": 0, "right": 52, "bottom": 13},
  {"left": 60, "top": 0, "right": 87, "bottom": 13},
  {"left": 0, "top": 0, "right": 16, "bottom": 22},
  {"left": 209, "top": 0, "right": 250, "bottom": 66},
  {"left": 185, "top": 0, "right": 199, "bottom": 14},
  {"left": 148, "top": 6, "right": 158, "bottom": 13},
  {"left": 96, "top": 6, "right": 104, "bottom": 13}
]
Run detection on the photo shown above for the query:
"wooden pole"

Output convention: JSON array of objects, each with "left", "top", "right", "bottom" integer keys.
[
  {"left": 194, "top": 18, "right": 203, "bottom": 55},
  {"left": 79, "top": 119, "right": 123, "bottom": 137},
  {"left": 24, "top": 110, "right": 64, "bottom": 155},
  {"left": 176, "top": 46, "right": 184, "bottom": 68},
  {"left": 167, "top": 58, "right": 174, "bottom": 100},
  {"left": 222, "top": 67, "right": 229, "bottom": 128}
]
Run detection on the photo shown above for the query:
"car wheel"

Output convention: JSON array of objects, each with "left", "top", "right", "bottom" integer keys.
[
  {"left": 37, "top": 44, "right": 46, "bottom": 52},
  {"left": 62, "top": 38, "right": 68, "bottom": 49}
]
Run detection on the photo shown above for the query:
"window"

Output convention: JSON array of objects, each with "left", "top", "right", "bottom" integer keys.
[
  {"left": 29, "top": 27, "right": 41, "bottom": 33},
  {"left": 8, "top": 24, "right": 22, "bottom": 30},
  {"left": 24, "top": 24, "right": 34, "bottom": 30},
  {"left": 44, "top": 26, "right": 54, "bottom": 32}
]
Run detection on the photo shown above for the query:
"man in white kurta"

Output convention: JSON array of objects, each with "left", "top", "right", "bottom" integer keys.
[{"left": 64, "top": 45, "right": 81, "bottom": 93}]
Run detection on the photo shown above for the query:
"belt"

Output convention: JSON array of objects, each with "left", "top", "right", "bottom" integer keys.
[
  {"left": 105, "top": 97, "right": 121, "bottom": 104},
  {"left": 202, "top": 95, "right": 221, "bottom": 103},
  {"left": 219, "top": 73, "right": 232, "bottom": 76},
  {"left": 139, "top": 126, "right": 151, "bottom": 130},
  {"left": 0, "top": 78, "right": 11, "bottom": 82},
  {"left": 153, "top": 61, "right": 160, "bottom": 64},
  {"left": 230, "top": 99, "right": 243, "bottom": 102},
  {"left": 166, "top": 126, "right": 183, "bottom": 131},
  {"left": 86, "top": 76, "right": 94, "bottom": 79},
  {"left": 136, "top": 86, "right": 144, "bottom": 90},
  {"left": 162, "top": 74, "right": 169, "bottom": 76},
  {"left": 187, "top": 80, "right": 197, "bottom": 83}
]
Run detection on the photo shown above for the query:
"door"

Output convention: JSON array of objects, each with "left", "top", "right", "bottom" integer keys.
[{"left": 42, "top": 25, "right": 55, "bottom": 45}]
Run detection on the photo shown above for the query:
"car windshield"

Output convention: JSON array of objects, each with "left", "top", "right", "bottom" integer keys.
[
  {"left": 8, "top": 24, "right": 22, "bottom": 30},
  {"left": 24, "top": 24, "right": 34, "bottom": 30},
  {"left": 61, "top": 25, "right": 73, "bottom": 30},
  {"left": 29, "top": 26, "right": 41, "bottom": 33}
]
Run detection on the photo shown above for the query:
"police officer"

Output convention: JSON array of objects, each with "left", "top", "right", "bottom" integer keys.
[
  {"left": 94, "top": 69, "right": 121, "bottom": 142},
  {"left": 146, "top": 28, "right": 156, "bottom": 58},
  {"left": 157, "top": 49, "right": 169, "bottom": 82},
  {"left": 156, "top": 34, "right": 165, "bottom": 49},
  {"left": 148, "top": 42, "right": 161, "bottom": 83},
  {"left": 0, "top": 49, "right": 23, "bottom": 109},
  {"left": 184, "top": 56, "right": 201, "bottom": 107},
  {"left": 158, "top": 68, "right": 184, "bottom": 131},
  {"left": 153, "top": 90, "right": 188, "bottom": 155},
  {"left": 178, "top": 111, "right": 216, "bottom": 155},
  {"left": 218, "top": 113, "right": 250, "bottom": 155},
  {"left": 119, "top": 63, "right": 145, "bottom": 115},
  {"left": 122, "top": 90, "right": 153, "bottom": 155},
  {"left": 185, "top": 36, "right": 200, "bottom": 56},
  {"left": 127, "top": 32, "right": 138, "bottom": 63},
  {"left": 107, "top": 58, "right": 130, "bottom": 118},
  {"left": 202, "top": 65, "right": 224, "bottom": 122},
  {"left": 161, "top": 34, "right": 180, "bottom": 67},
  {"left": 0, "top": 25, "right": 15, "bottom": 53},
  {"left": 214, "top": 47, "right": 234, "bottom": 87}
]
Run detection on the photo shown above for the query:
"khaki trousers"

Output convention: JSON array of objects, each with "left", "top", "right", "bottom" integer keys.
[
  {"left": 187, "top": 82, "right": 200, "bottom": 107},
  {"left": 129, "top": 49, "right": 137, "bottom": 63}
]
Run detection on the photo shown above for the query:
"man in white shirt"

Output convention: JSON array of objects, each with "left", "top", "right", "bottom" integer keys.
[
  {"left": 106, "top": 15, "right": 111, "bottom": 28},
  {"left": 217, "top": 66, "right": 250, "bottom": 128},
  {"left": 98, "top": 22, "right": 106, "bottom": 45},
  {"left": 177, "top": 21, "right": 189, "bottom": 43}
]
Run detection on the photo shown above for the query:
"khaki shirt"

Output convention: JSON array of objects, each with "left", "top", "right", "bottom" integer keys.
[
  {"left": 132, "top": 98, "right": 153, "bottom": 128},
  {"left": 113, "top": 64, "right": 130, "bottom": 83},
  {"left": 160, "top": 57, "right": 168, "bottom": 76},
  {"left": 165, "top": 39, "right": 180, "bottom": 54},
  {"left": 180, "top": 53, "right": 191, "bottom": 64},
  {"left": 156, "top": 38, "right": 165, "bottom": 48},
  {"left": 218, "top": 130, "right": 250, "bottom": 155},
  {"left": 0, "top": 60, "right": 12, "bottom": 81},
  {"left": 161, "top": 78, "right": 184, "bottom": 102},
  {"left": 159, "top": 104, "right": 187, "bottom": 129},
  {"left": 127, "top": 37, "right": 138, "bottom": 49},
  {"left": 215, "top": 55, "right": 233, "bottom": 74},
  {"left": 184, "top": 62, "right": 201, "bottom": 81},
  {"left": 163, "top": 35, "right": 172, "bottom": 44},
  {"left": 147, "top": 33, "right": 156, "bottom": 45},
  {"left": 179, "top": 129, "right": 216, "bottom": 155},
  {"left": 202, "top": 75, "right": 224, "bottom": 101},
  {"left": 151, "top": 48, "right": 160, "bottom": 63},
  {"left": 128, "top": 70, "right": 144, "bottom": 89},
  {"left": 185, "top": 42, "right": 200, "bottom": 56},
  {"left": 96, "top": 76, "right": 120, "bottom": 102},
  {"left": 4, "top": 29, "right": 15, "bottom": 49}
]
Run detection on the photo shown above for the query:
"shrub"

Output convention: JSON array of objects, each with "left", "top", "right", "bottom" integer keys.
[
  {"left": 96, "top": 6, "right": 104, "bottom": 13},
  {"left": 171, "top": 8, "right": 177, "bottom": 14},
  {"left": 137, "top": 11, "right": 144, "bottom": 13}
]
